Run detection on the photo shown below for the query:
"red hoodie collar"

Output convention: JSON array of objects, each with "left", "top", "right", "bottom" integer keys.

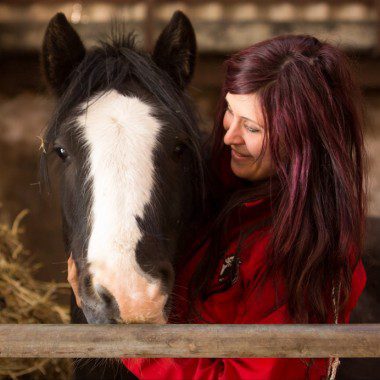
[{"left": 243, "top": 198, "right": 268, "bottom": 208}]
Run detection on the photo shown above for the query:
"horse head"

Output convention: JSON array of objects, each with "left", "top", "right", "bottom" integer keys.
[{"left": 41, "top": 11, "right": 205, "bottom": 324}]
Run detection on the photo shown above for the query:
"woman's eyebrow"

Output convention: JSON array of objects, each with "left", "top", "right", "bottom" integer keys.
[{"left": 226, "top": 99, "right": 263, "bottom": 128}]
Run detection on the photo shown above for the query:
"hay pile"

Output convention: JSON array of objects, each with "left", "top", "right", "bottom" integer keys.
[{"left": 0, "top": 210, "right": 71, "bottom": 379}]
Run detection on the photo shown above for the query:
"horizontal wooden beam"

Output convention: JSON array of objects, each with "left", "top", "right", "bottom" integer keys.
[
  {"left": 192, "top": 55, "right": 380, "bottom": 90},
  {"left": 0, "top": 1, "right": 378, "bottom": 53},
  {"left": 2, "top": 0, "right": 377, "bottom": 4},
  {"left": 0, "top": 324, "right": 379, "bottom": 358}
]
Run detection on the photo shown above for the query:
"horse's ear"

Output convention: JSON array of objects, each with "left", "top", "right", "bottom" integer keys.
[
  {"left": 42, "top": 13, "right": 85, "bottom": 96},
  {"left": 153, "top": 11, "right": 196, "bottom": 90}
]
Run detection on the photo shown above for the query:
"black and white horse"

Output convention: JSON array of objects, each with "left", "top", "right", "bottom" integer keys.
[{"left": 41, "top": 11, "right": 205, "bottom": 326}]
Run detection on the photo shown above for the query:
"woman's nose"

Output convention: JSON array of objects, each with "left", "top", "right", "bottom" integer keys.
[{"left": 224, "top": 119, "right": 244, "bottom": 146}]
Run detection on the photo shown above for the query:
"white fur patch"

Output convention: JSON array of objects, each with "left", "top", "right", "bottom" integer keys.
[{"left": 78, "top": 90, "right": 161, "bottom": 289}]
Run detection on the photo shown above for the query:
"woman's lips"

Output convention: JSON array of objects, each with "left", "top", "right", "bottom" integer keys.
[{"left": 231, "top": 149, "right": 252, "bottom": 161}]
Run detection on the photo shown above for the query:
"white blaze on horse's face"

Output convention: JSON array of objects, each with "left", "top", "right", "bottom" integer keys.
[{"left": 78, "top": 89, "right": 167, "bottom": 323}]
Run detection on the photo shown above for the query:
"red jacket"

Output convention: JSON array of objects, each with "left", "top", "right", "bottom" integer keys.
[{"left": 122, "top": 197, "right": 366, "bottom": 380}]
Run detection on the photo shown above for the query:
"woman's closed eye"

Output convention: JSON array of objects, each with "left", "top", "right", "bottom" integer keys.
[{"left": 245, "top": 124, "right": 260, "bottom": 133}]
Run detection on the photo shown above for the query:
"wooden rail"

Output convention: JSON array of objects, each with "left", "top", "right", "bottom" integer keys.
[{"left": 0, "top": 324, "right": 379, "bottom": 358}]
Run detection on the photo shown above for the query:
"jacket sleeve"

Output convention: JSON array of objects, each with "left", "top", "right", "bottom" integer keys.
[{"left": 121, "top": 260, "right": 366, "bottom": 380}]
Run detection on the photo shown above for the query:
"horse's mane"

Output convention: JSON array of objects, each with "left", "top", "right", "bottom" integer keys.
[{"left": 41, "top": 28, "right": 206, "bottom": 206}]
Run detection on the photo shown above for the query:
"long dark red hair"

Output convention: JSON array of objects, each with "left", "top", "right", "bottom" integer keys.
[{"left": 191, "top": 35, "right": 366, "bottom": 323}]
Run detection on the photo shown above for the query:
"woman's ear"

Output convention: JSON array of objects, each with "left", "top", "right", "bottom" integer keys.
[
  {"left": 41, "top": 13, "right": 86, "bottom": 96},
  {"left": 152, "top": 11, "right": 197, "bottom": 90}
]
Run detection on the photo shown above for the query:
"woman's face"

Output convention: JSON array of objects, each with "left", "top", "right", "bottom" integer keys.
[{"left": 223, "top": 92, "right": 275, "bottom": 181}]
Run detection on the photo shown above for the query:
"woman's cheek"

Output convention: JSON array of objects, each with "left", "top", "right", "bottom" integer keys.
[{"left": 245, "top": 137, "right": 262, "bottom": 159}]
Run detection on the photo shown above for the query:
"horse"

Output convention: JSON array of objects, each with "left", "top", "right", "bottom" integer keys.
[{"left": 41, "top": 10, "right": 205, "bottom": 378}]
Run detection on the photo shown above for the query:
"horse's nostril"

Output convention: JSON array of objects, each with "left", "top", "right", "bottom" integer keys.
[
  {"left": 93, "top": 285, "right": 117, "bottom": 308},
  {"left": 99, "top": 290, "right": 113, "bottom": 306},
  {"left": 84, "top": 274, "right": 92, "bottom": 289}
]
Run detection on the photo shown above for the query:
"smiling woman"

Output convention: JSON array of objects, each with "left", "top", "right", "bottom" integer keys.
[{"left": 223, "top": 92, "right": 274, "bottom": 181}]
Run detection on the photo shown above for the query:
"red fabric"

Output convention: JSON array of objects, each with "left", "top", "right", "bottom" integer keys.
[{"left": 122, "top": 197, "right": 367, "bottom": 380}]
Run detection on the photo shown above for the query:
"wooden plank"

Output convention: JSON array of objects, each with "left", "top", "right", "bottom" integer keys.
[
  {"left": 2, "top": 0, "right": 377, "bottom": 5},
  {"left": 0, "top": 324, "right": 379, "bottom": 358},
  {"left": 0, "top": 1, "right": 377, "bottom": 52},
  {"left": 1, "top": 21, "right": 376, "bottom": 53},
  {"left": 144, "top": 0, "right": 154, "bottom": 51},
  {"left": 192, "top": 55, "right": 380, "bottom": 90},
  {"left": 376, "top": 0, "right": 380, "bottom": 53}
]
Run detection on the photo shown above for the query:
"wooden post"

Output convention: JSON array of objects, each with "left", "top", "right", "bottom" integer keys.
[{"left": 0, "top": 324, "right": 379, "bottom": 358}]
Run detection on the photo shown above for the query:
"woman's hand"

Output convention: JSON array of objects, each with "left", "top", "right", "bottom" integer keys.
[{"left": 67, "top": 253, "right": 82, "bottom": 308}]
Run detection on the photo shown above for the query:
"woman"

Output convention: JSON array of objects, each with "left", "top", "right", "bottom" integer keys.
[{"left": 71, "top": 34, "right": 367, "bottom": 379}]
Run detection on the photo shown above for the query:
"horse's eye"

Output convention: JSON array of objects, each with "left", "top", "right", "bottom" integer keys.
[
  {"left": 173, "top": 143, "right": 187, "bottom": 158},
  {"left": 54, "top": 146, "right": 69, "bottom": 161}
]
